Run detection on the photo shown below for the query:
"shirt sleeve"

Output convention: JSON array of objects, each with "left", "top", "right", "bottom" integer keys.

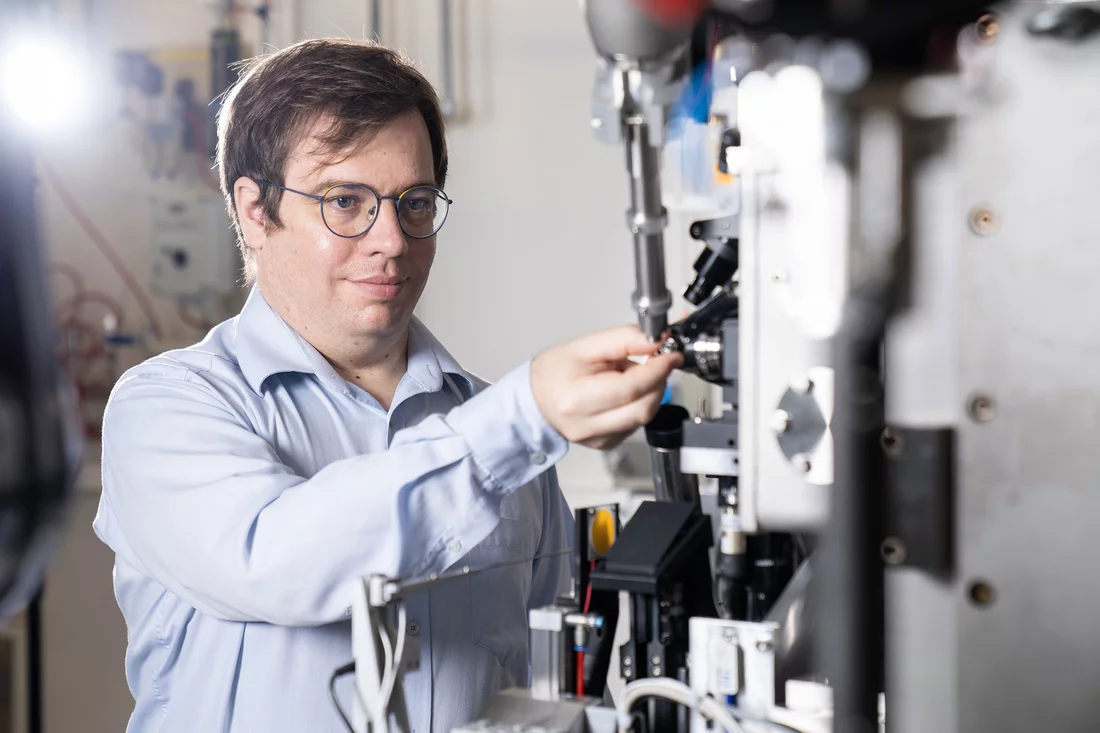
[{"left": 94, "top": 360, "right": 567, "bottom": 627}]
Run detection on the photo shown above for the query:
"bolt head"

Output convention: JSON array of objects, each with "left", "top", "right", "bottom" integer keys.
[
  {"left": 976, "top": 13, "right": 1000, "bottom": 42},
  {"left": 652, "top": 666, "right": 662, "bottom": 676},
  {"left": 881, "top": 536, "right": 908, "bottom": 565},
  {"left": 723, "top": 631, "right": 734, "bottom": 643},
  {"left": 770, "top": 409, "right": 792, "bottom": 435},
  {"left": 969, "top": 206, "right": 997, "bottom": 236},
  {"left": 756, "top": 639, "right": 773, "bottom": 653},
  {"left": 790, "top": 376, "right": 813, "bottom": 394},
  {"left": 967, "top": 393, "right": 996, "bottom": 423}
]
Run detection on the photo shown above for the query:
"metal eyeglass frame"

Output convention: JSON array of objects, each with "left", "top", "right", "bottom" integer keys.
[{"left": 255, "top": 179, "right": 453, "bottom": 240}]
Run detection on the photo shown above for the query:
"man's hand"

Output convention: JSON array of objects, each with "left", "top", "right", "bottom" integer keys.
[{"left": 530, "top": 325, "right": 683, "bottom": 450}]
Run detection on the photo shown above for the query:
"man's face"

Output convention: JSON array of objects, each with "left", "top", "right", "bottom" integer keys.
[{"left": 251, "top": 110, "right": 437, "bottom": 347}]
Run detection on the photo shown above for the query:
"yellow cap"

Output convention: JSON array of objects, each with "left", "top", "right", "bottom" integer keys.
[{"left": 591, "top": 508, "right": 616, "bottom": 557}]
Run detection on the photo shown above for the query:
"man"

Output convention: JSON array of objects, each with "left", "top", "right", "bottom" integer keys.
[{"left": 93, "top": 38, "right": 680, "bottom": 733}]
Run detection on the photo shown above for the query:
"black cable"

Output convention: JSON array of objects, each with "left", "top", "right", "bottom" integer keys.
[{"left": 329, "top": 661, "right": 357, "bottom": 733}]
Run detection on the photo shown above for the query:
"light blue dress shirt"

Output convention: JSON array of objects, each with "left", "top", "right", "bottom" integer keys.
[{"left": 93, "top": 287, "right": 575, "bottom": 733}]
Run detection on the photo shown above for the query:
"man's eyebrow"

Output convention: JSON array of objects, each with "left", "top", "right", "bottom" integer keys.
[{"left": 307, "top": 178, "right": 439, "bottom": 196}]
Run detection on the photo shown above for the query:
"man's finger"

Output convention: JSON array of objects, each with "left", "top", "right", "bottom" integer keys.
[
  {"left": 573, "top": 324, "right": 661, "bottom": 363},
  {"left": 582, "top": 387, "right": 666, "bottom": 441},
  {"left": 568, "top": 351, "right": 681, "bottom": 415}
]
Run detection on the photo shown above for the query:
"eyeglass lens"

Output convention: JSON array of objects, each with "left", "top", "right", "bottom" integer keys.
[{"left": 320, "top": 184, "right": 448, "bottom": 239}]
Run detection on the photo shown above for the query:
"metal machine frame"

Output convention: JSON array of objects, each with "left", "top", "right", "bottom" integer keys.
[{"left": 351, "top": 2, "right": 1100, "bottom": 732}]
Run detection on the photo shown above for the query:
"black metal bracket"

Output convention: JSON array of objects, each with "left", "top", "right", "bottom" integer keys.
[{"left": 882, "top": 426, "right": 955, "bottom": 578}]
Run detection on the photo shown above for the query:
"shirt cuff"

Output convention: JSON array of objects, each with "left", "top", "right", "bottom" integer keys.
[{"left": 447, "top": 360, "right": 569, "bottom": 492}]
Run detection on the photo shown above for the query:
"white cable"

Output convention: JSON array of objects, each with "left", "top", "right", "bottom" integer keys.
[
  {"left": 378, "top": 603, "right": 407, "bottom": 712},
  {"left": 617, "top": 678, "right": 744, "bottom": 733}
]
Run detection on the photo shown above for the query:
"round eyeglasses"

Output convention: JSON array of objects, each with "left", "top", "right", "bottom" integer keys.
[{"left": 256, "top": 179, "right": 452, "bottom": 240}]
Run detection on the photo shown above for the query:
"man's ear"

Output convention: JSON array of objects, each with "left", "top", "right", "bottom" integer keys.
[{"left": 234, "top": 177, "right": 269, "bottom": 253}]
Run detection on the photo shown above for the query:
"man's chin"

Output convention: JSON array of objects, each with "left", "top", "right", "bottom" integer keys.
[{"left": 348, "top": 303, "right": 410, "bottom": 336}]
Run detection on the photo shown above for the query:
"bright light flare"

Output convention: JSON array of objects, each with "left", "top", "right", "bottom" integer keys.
[{"left": 1, "top": 34, "right": 90, "bottom": 131}]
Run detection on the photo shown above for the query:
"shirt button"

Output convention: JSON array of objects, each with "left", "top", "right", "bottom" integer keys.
[
  {"left": 530, "top": 451, "right": 547, "bottom": 465},
  {"left": 408, "top": 621, "right": 420, "bottom": 636},
  {"left": 448, "top": 539, "right": 462, "bottom": 553}
]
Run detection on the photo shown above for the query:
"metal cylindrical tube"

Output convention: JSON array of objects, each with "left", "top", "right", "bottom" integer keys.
[
  {"left": 644, "top": 405, "right": 699, "bottom": 504},
  {"left": 625, "top": 120, "right": 672, "bottom": 340},
  {"left": 648, "top": 447, "right": 700, "bottom": 504}
]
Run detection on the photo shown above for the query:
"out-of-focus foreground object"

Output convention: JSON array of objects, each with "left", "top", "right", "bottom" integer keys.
[{"left": 0, "top": 0, "right": 82, "bottom": 623}]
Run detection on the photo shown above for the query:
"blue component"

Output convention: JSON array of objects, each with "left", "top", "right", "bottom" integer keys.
[
  {"left": 573, "top": 646, "right": 587, "bottom": 653},
  {"left": 661, "top": 384, "right": 673, "bottom": 405},
  {"left": 671, "top": 60, "right": 713, "bottom": 126}
]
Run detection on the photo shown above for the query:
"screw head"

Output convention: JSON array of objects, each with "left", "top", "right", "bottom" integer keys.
[
  {"left": 968, "top": 580, "right": 996, "bottom": 607},
  {"left": 591, "top": 117, "right": 604, "bottom": 129},
  {"left": 976, "top": 13, "right": 1000, "bottom": 42},
  {"left": 881, "top": 536, "right": 908, "bottom": 565},
  {"left": 723, "top": 631, "right": 734, "bottom": 643},
  {"left": 967, "top": 394, "right": 996, "bottom": 423},
  {"left": 793, "top": 453, "right": 812, "bottom": 473},
  {"left": 880, "top": 427, "right": 904, "bottom": 457},
  {"left": 791, "top": 376, "right": 813, "bottom": 395},
  {"left": 651, "top": 655, "right": 661, "bottom": 665},
  {"left": 652, "top": 666, "right": 662, "bottom": 676},
  {"left": 770, "top": 409, "right": 792, "bottom": 435},
  {"left": 756, "top": 639, "right": 773, "bottom": 653},
  {"left": 970, "top": 206, "right": 997, "bottom": 236}
]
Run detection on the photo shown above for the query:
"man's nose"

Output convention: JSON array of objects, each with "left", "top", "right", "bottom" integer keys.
[{"left": 359, "top": 199, "right": 407, "bottom": 257}]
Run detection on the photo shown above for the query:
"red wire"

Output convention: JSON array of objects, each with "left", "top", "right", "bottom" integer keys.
[
  {"left": 59, "top": 290, "right": 128, "bottom": 330},
  {"left": 39, "top": 159, "right": 165, "bottom": 339},
  {"left": 577, "top": 559, "right": 596, "bottom": 698},
  {"left": 583, "top": 559, "right": 595, "bottom": 613},
  {"left": 51, "top": 262, "right": 85, "bottom": 301}
]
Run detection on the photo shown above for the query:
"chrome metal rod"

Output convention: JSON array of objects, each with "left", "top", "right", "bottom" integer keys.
[
  {"left": 625, "top": 119, "right": 672, "bottom": 340},
  {"left": 439, "top": 0, "right": 456, "bottom": 118}
]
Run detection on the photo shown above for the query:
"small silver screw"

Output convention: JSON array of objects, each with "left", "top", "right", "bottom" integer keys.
[
  {"left": 591, "top": 117, "right": 604, "bottom": 129},
  {"left": 970, "top": 206, "right": 997, "bottom": 236},
  {"left": 881, "top": 536, "right": 908, "bottom": 566},
  {"left": 976, "top": 13, "right": 1000, "bottom": 42},
  {"left": 968, "top": 393, "right": 996, "bottom": 423},
  {"left": 651, "top": 655, "right": 661, "bottom": 665},
  {"left": 623, "top": 657, "right": 632, "bottom": 667},
  {"left": 881, "top": 427, "right": 904, "bottom": 458},
  {"left": 791, "top": 376, "right": 813, "bottom": 395},
  {"left": 756, "top": 639, "right": 773, "bottom": 653},
  {"left": 462, "top": 566, "right": 470, "bottom": 574},
  {"left": 723, "top": 632, "right": 734, "bottom": 643},
  {"left": 652, "top": 666, "right": 662, "bottom": 676},
  {"left": 794, "top": 453, "right": 812, "bottom": 473},
  {"left": 770, "top": 409, "right": 792, "bottom": 435}
]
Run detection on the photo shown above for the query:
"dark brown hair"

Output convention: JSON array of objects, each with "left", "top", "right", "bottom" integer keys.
[{"left": 216, "top": 38, "right": 448, "bottom": 281}]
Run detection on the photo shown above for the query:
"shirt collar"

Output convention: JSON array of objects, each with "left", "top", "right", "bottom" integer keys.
[{"left": 234, "top": 287, "right": 477, "bottom": 400}]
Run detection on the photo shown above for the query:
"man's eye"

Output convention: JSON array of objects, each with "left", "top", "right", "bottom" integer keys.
[
  {"left": 331, "top": 196, "right": 359, "bottom": 210},
  {"left": 405, "top": 199, "right": 428, "bottom": 212}
]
